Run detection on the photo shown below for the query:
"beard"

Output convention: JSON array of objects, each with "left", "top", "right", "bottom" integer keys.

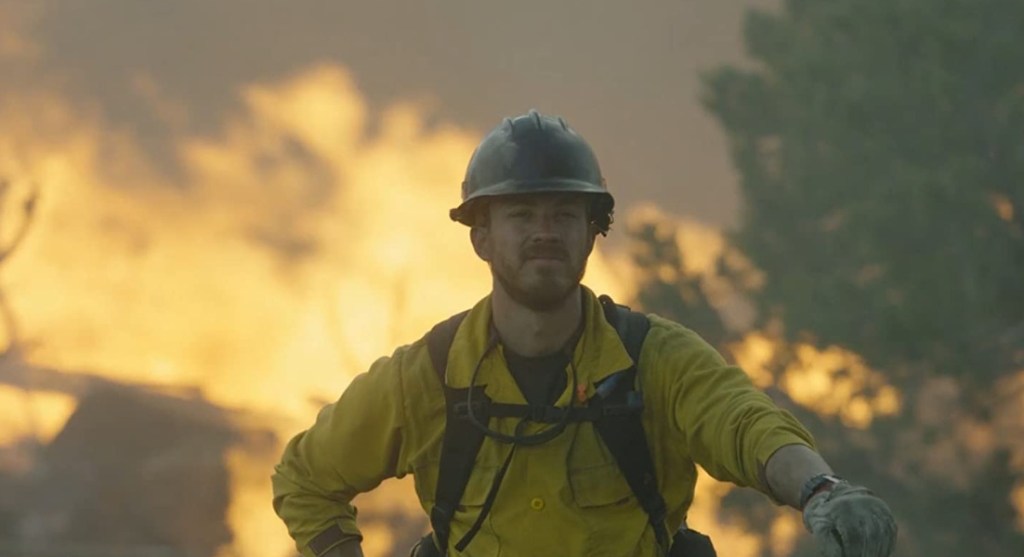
[{"left": 491, "top": 248, "right": 589, "bottom": 312}]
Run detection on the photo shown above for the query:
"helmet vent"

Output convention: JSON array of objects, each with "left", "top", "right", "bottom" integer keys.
[{"left": 529, "top": 109, "right": 543, "bottom": 129}]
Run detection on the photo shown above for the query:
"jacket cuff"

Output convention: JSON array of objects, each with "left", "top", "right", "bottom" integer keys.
[{"left": 305, "top": 522, "right": 362, "bottom": 557}]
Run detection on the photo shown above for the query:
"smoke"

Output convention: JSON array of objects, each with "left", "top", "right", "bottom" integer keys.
[
  {"left": 0, "top": 60, "right": 631, "bottom": 556},
  {"left": 10, "top": 0, "right": 785, "bottom": 229}
]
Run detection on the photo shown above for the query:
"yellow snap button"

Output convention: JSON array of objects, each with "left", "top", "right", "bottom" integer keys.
[{"left": 530, "top": 497, "right": 545, "bottom": 511}]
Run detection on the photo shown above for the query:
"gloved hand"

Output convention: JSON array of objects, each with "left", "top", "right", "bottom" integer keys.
[{"left": 802, "top": 482, "right": 897, "bottom": 557}]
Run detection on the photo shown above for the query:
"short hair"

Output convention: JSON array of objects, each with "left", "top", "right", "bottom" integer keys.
[{"left": 465, "top": 195, "right": 614, "bottom": 236}]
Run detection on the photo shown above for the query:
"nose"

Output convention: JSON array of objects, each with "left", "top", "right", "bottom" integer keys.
[{"left": 530, "top": 213, "right": 560, "bottom": 241}]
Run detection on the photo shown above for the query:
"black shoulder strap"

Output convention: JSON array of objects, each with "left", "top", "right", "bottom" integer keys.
[
  {"left": 425, "top": 311, "right": 481, "bottom": 555},
  {"left": 596, "top": 295, "right": 669, "bottom": 553},
  {"left": 427, "top": 310, "right": 469, "bottom": 382},
  {"left": 598, "top": 294, "right": 650, "bottom": 366},
  {"left": 424, "top": 300, "right": 667, "bottom": 555}
]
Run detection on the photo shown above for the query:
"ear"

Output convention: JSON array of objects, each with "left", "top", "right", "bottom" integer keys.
[
  {"left": 470, "top": 226, "right": 491, "bottom": 262},
  {"left": 585, "top": 226, "right": 598, "bottom": 257}
]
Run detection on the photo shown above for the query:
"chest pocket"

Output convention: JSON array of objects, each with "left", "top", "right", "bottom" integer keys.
[
  {"left": 566, "top": 422, "right": 635, "bottom": 508},
  {"left": 413, "top": 461, "right": 497, "bottom": 509},
  {"left": 569, "top": 462, "right": 634, "bottom": 507},
  {"left": 568, "top": 460, "right": 651, "bottom": 557}
]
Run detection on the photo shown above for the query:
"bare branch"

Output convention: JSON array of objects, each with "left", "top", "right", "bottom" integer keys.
[{"left": 0, "top": 179, "right": 39, "bottom": 265}]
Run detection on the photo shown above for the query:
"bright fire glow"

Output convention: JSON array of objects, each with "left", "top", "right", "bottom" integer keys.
[
  {"left": 783, "top": 344, "right": 901, "bottom": 429},
  {"left": 625, "top": 204, "right": 758, "bottom": 332},
  {"left": 0, "top": 64, "right": 626, "bottom": 557},
  {"left": 688, "top": 472, "right": 762, "bottom": 557},
  {"left": 991, "top": 193, "right": 1015, "bottom": 222},
  {"left": 729, "top": 332, "right": 776, "bottom": 389},
  {"left": 729, "top": 332, "right": 902, "bottom": 430},
  {"left": 0, "top": 385, "right": 76, "bottom": 446},
  {"left": 2, "top": 40, "right": 1015, "bottom": 556}
]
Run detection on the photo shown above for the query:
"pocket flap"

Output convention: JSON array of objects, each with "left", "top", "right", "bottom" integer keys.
[
  {"left": 569, "top": 464, "right": 634, "bottom": 507},
  {"left": 414, "top": 462, "right": 498, "bottom": 509}
]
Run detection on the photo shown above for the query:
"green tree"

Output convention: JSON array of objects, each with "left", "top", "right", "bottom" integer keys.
[
  {"left": 626, "top": 216, "right": 729, "bottom": 348},
  {"left": 632, "top": 1, "right": 1024, "bottom": 555},
  {"left": 704, "top": 0, "right": 1023, "bottom": 387}
]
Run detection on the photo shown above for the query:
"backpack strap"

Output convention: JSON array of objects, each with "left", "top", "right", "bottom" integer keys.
[
  {"left": 424, "top": 298, "right": 667, "bottom": 555},
  {"left": 596, "top": 295, "right": 670, "bottom": 554},
  {"left": 598, "top": 295, "right": 650, "bottom": 364},
  {"left": 425, "top": 311, "right": 485, "bottom": 555},
  {"left": 426, "top": 310, "right": 469, "bottom": 383}
]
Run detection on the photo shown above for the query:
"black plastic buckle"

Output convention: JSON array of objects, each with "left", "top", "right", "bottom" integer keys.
[{"left": 453, "top": 401, "right": 486, "bottom": 419}]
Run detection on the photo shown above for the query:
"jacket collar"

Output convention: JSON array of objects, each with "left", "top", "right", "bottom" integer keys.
[{"left": 444, "top": 286, "right": 635, "bottom": 405}]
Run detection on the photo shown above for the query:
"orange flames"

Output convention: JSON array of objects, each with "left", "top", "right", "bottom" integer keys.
[
  {"left": 0, "top": 387, "right": 75, "bottom": 448},
  {"left": 0, "top": 64, "right": 627, "bottom": 557},
  {"left": 1, "top": 57, "right": 1020, "bottom": 557},
  {"left": 731, "top": 334, "right": 902, "bottom": 429}
]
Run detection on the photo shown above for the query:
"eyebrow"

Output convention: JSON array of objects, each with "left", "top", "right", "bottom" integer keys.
[{"left": 504, "top": 195, "right": 583, "bottom": 208}]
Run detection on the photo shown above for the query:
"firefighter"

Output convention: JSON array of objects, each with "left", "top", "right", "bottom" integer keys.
[{"left": 272, "top": 110, "right": 897, "bottom": 557}]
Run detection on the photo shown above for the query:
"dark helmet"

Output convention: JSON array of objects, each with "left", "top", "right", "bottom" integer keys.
[{"left": 449, "top": 110, "right": 615, "bottom": 234}]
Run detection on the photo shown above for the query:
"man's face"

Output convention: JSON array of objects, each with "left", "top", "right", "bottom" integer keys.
[{"left": 472, "top": 193, "right": 595, "bottom": 311}]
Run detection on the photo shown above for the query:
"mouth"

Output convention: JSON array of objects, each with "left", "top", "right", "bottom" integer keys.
[{"left": 524, "top": 249, "right": 568, "bottom": 262}]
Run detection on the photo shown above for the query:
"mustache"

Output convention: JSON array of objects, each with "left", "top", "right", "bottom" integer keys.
[{"left": 522, "top": 245, "right": 569, "bottom": 260}]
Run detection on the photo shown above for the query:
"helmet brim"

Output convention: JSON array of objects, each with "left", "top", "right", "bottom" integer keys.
[{"left": 449, "top": 180, "right": 614, "bottom": 228}]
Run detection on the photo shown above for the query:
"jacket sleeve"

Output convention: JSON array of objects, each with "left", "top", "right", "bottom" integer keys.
[
  {"left": 271, "top": 346, "right": 411, "bottom": 557},
  {"left": 649, "top": 317, "right": 816, "bottom": 493}
]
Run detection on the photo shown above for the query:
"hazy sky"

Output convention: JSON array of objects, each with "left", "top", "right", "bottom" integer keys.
[{"left": 5, "top": 0, "right": 778, "bottom": 228}]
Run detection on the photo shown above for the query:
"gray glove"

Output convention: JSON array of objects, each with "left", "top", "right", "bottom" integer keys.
[{"left": 802, "top": 482, "right": 897, "bottom": 557}]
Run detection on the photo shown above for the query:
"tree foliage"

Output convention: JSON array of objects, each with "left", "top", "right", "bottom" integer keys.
[
  {"left": 629, "top": 1, "right": 1024, "bottom": 555},
  {"left": 703, "top": 0, "right": 1024, "bottom": 387}
]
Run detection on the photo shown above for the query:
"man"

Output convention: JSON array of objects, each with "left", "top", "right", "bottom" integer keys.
[{"left": 272, "top": 110, "right": 898, "bottom": 557}]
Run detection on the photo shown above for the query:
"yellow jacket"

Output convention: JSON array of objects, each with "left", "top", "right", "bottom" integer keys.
[{"left": 272, "top": 288, "right": 815, "bottom": 557}]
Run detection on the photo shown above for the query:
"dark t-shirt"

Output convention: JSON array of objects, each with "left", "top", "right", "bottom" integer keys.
[{"left": 504, "top": 349, "right": 570, "bottom": 406}]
